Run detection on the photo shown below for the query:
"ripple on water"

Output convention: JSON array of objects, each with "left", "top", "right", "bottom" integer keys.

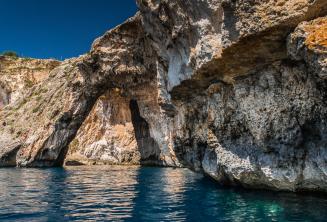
[{"left": 0, "top": 166, "right": 326, "bottom": 221}]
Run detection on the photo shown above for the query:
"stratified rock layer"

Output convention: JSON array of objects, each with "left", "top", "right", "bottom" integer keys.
[
  {"left": 0, "top": 0, "right": 327, "bottom": 192},
  {"left": 0, "top": 56, "right": 60, "bottom": 109},
  {"left": 0, "top": 56, "right": 60, "bottom": 166}
]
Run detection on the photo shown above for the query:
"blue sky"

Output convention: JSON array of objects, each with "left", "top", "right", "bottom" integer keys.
[{"left": 0, "top": 0, "right": 137, "bottom": 60}]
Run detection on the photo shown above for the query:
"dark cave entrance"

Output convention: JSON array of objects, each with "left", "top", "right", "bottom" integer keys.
[{"left": 129, "top": 99, "right": 161, "bottom": 164}]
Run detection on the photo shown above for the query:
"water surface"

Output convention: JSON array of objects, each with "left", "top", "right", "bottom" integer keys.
[{"left": 0, "top": 166, "right": 326, "bottom": 221}]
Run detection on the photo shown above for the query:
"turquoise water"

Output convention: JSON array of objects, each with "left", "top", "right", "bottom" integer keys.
[{"left": 0, "top": 166, "right": 326, "bottom": 222}]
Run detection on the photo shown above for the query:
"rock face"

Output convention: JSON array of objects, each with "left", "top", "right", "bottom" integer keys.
[
  {"left": 0, "top": 56, "right": 60, "bottom": 166},
  {"left": 0, "top": 56, "right": 60, "bottom": 109},
  {"left": 0, "top": 0, "right": 327, "bottom": 192},
  {"left": 65, "top": 89, "right": 163, "bottom": 166}
]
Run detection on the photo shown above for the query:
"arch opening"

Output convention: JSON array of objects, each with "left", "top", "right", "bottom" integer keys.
[{"left": 129, "top": 99, "right": 161, "bottom": 164}]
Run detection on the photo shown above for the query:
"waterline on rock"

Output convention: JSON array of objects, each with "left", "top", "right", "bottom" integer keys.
[{"left": 0, "top": 166, "right": 326, "bottom": 221}]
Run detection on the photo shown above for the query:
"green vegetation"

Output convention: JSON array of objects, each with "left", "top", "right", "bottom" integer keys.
[
  {"left": 1, "top": 51, "right": 19, "bottom": 58},
  {"left": 22, "top": 57, "right": 33, "bottom": 61},
  {"left": 36, "top": 95, "right": 43, "bottom": 102},
  {"left": 32, "top": 105, "right": 40, "bottom": 113},
  {"left": 25, "top": 78, "right": 34, "bottom": 88}
]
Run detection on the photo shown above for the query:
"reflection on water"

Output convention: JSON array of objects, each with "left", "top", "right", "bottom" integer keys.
[{"left": 0, "top": 166, "right": 326, "bottom": 221}]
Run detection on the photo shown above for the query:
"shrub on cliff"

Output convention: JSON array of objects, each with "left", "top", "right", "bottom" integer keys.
[{"left": 1, "top": 51, "right": 19, "bottom": 58}]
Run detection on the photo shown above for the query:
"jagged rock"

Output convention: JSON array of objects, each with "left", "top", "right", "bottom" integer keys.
[
  {"left": 172, "top": 16, "right": 327, "bottom": 192},
  {"left": 288, "top": 17, "right": 327, "bottom": 78},
  {"left": 0, "top": 1, "right": 326, "bottom": 193},
  {"left": 189, "top": 59, "right": 327, "bottom": 192},
  {"left": 0, "top": 56, "right": 60, "bottom": 108},
  {"left": 0, "top": 57, "right": 90, "bottom": 167}
]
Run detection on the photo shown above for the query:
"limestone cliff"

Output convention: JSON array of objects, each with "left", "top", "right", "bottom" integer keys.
[
  {"left": 0, "top": 56, "right": 59, "bottom": 109},
  {"left": 0, "top": 0, "right": 327, "bottom": 193},
  {"left": 0, "top": 56, "right": 60, "bottom": 165}
]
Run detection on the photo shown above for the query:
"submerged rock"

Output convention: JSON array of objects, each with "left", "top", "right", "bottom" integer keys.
[{"left": 0, "top": 0, "right": 327, "bottom": 192}]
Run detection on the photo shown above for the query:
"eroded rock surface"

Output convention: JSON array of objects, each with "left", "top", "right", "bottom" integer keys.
[
  {"left": 0, "top": 56, "right": 60, "bottom": 166},
  {"left": 0, "top": 56, "right": 59, "bottom": 108},
  {"left": 0, "top": 0, "right": 326, "bottom": 192},
  {"left": 177, "top": 59, "right": 327, "bottom": 192}
]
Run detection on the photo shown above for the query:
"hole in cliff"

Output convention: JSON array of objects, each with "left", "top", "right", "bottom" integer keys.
[{"left": 129, "top": 99, "right": 161, "bottom": 164}]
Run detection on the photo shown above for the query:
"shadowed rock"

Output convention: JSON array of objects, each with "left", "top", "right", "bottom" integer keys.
[{"left": 0, "top": 0, "right": 327, "bottom": 193}]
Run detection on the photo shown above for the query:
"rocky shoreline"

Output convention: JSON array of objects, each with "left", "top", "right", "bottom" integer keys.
[{"left": 0, "top": 0, "right": 327, "bottom": 193}]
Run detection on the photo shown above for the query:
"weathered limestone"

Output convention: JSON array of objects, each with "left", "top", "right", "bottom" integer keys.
[
  {"left": 0, "top": 56, "right": 59, "bottom": 108},
  {"left": 181, "top": 58, "right": 327, "bottom": 192},
  {"left": 0, "top": 56, "right": 60, "bottom": 166},
  {"left": 64, "top": 88, "right": 164, "bottom": 166},
  {"left": 0, "top": 1, "right": 326, "bottom": 192}
]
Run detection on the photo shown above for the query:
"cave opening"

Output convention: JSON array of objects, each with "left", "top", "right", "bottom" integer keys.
[{"left": 129, "top": 99, "right": 161, "bottom": 164}]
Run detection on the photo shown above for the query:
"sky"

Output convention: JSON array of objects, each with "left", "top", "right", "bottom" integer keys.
[{"left": 0, "top": 0, "right": 137, "bottom": 60}]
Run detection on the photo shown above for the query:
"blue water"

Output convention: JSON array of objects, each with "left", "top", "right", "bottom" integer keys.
[{"left": 0, "top": 166, "right": 326, "bottom": 222}]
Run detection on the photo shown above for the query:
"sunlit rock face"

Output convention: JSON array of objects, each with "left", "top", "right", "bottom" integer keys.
[
  {"left": 65, "top": 90, "right": 140, "bottom": 166},
  {"left": 0, "top": 56, "right": 60, "bottom": 109},
  {"left": 65, "top": 89, "right": 164, "bottom": 166},
  {"left": 0, "top": 56, "right": 60, "bottom": 166},
  {"left": 0, "top": 15, "right": 176, "bottom": 167},
  {"left": 0, "top": 1, "right": 327, "bottom": 192}
]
